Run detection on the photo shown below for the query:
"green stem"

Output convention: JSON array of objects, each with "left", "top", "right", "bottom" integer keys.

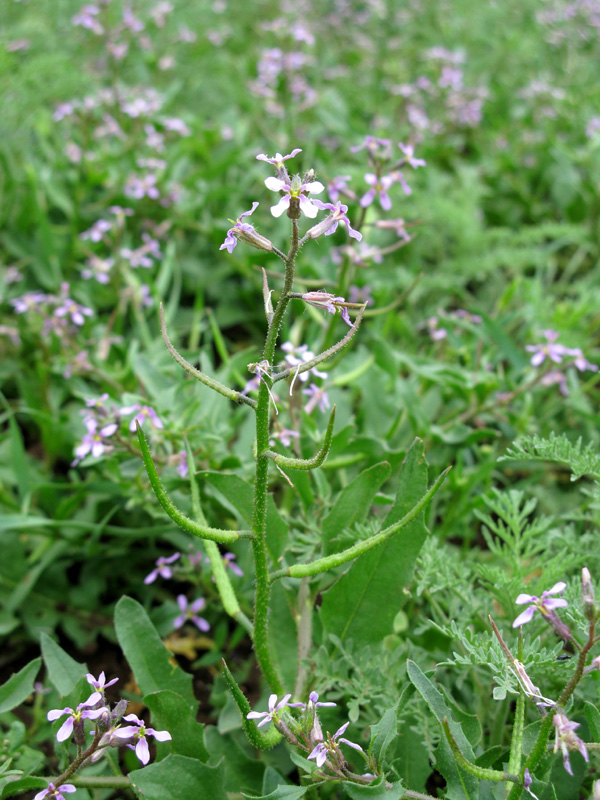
[{"left": 269, "top": 466, "right": 450, "bottom": 582}]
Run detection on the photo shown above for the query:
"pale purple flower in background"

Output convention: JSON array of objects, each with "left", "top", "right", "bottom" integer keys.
[
  {"left": 269, "top": 429, "right": 300, "bottom": 447},
  {"left": 586, "top": 117, "right": 600, "bottom": 138},
  {"left": 72, "top": 418, "right": 118, "bottom": 466},
  {"left": 301, "top": 290, "right": 354, "bottom": 327},
  {"left": 513, "top": 581, "right": 568, "bottom": 627},
  {"left": 54, "top": 102, "right": 75, "bottom": 122},
  {"left": 327, "top": 175, "right": 354, "bottom": 203},
  {"left": 80, "top": 219, "right": 112, "bottom": 242},
  {"left": 281, "top": 342, "right": 328, "bottom": 382},
  {"left": 144, "top": 124, "right": 165, "bottom": 152},
  {"left": 54, "top": 295, "right": 94, "bottom": 326},
  {"left": 72, "top": 5, "right": 103, "bottom": 35},
  {"left": 47, "top": 697, "right": 107, "bottom": 742},
  {"left": 120, "top": 403, "right": 164, "bottom": 431},
  {"left": 162, "top": 117, "right": 191, "bottom": 136},
  {"left": 122, "top": 4, "right": 144, "bottom": 32},
  {"left": 303, "top": 383, "right": 330, "bottom": 414},
  {"left": 426, "top": 316, "right": 447, "bottom": 341},
  {"left": 11, "top": 291, "right": 49, "bottom": 314},
  {"left": 526, "top": 330, "right": 569, "bottom": 366},
  {"left": 173, "top": 595, "right": 210, "bottom": 631},
  {"left": 564, "top": 347, "right": 598, "bottom": 373},
  {"left": 84, "top": 393, "right": 110, "bottom": 411},
  {"left": 306, "top": 692, "right": 336, "bottom": 709},
  {"left": 453, "top": 309, "right": 483, "bottom": 323},
  {"left": 308, "top": 721, "right": 364, "bottom": 768},
  {"left": 120, "top": 234, "right": 162, "bottom": 268},
  {"left": 541, "top": 370, "right": 568, "bottom": 396},
  {"left": 308, "top": 200, "right": 362, "bottom": 241},
  {"left": 150, "top": 1, "right": 174, "bottom": 26},
  {"left": 223, "top": 552, "right": 244, "bottom": 576},
  {"left": 349, "top": 285, "right": 374, "bottom": 306},
  {"left": 360, "top": 173, "right": 394, "bottom": 210},
  {"left": 553, "top": 713, "right": 589, "bottom": 776},
  {"left": 81, "top": 256, "right": 114, "bottom": 284},
  {"left": 390, "top": 169, "right": 413, "bottom": 196},
  {"left": 107, "top": 41, "right": 129, "bottom": 60},
  {"left": 112, "top": 714, "right": 171, "bottom": 765},
  {"left": 398, "top": 142, "right": 427, "bottom": 168},
  {"left": 247, "top": 694, "right": 303, "bottom": 727},
  {"left": 350, "top": 135, "right": 392, "bottom": 155},
  {"left": 138, "top": 284, "right": 154, "bottom": 308},
  {"left": 4, "top": 266, "right": 23, "bottom": 284},
  {"left": 144, "top": 552, "right": 180, "bottom": 584},
  {"left": 34, "top": 783, "right": 76, "bottom": 800},
  {"left": 374, "top": 218, "right": 411, "bottom": 241},
  {"left": 256, "top": 148, "right": 302, "bottom": 167},
  {"left": 178, "top": 26, "right": 197, "bottom": 42},
  {"left": 124, "top": 173, "right": 160, "bottom": 200},
  {"left": 439, "top": 66, "right": 464, "bottom": 90},
  {"left": 109, "top": 205, "right": 134, "bottom": 220},
  {"left": 264, "top": 175, "right": 324, "bottom": 218},
  {"left": 7, "top": 39, "right": 30, "bottom": 52},
  {"left": 176, "top": 450, "right": 189, "bottom": 478}
]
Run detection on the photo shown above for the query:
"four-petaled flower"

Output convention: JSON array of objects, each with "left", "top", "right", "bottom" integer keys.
[
  {"left": 112, "top": 713, "right": 172, "bottom": 765},
  {"left": 525, "top": 330, "right": 568, "bottom": 366},
  {"left": 173, "top": 594, "right": 210, "bottom": 631},
  {"left": 308, "top": 200, "right": 362, "bottom": 241},
  {"left": 553, "top": 713, "right": 589, "bottom": 776},
  {"left": 256, "top": 149, "right": 302, "bottom": 167},
  {"left": 34, "top": 783, "right": 76, "bottom": 800},
  {"left": 307, "top": 721, "right": 364, "bottom": 768},
  {"left": 264, "top": 174, "right": 324, "bottom": 218},
  {"left": 86, "top": 671, "right": 118, "bottom": 702},
  {"left": 360, "top": 173, "right": 394, "bottom": 210},
  {"left": 513, "top": 582, "right": 568, "bottom": 628},
  {"left": 120, "top": 403, "right": 164, "bottom": 431},
  {"left": 247, "top": 694, "right": 303, "bottom": 727},
  {"left": 223, "top": 552, "right": 244, "bottom": 576},
  {"left": 144, "top": 552, "right": 181, "bottom": 584},
  {"left": 72, "top": 419, "right": 119, "bottom": 466},
  {"left": 303, "top": 383, "right": 330, "bottom": 414},
  {"left": 47, "top": 696, "right": 108, "bottom": 742},
  {"left": 398, "top": 142, "right": 426, "bottom": 168}
]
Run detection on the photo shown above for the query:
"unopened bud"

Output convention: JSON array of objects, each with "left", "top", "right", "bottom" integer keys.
[
  {"left": 112, "top": 699, "right": 128, "bottom": 722},
  {"left": 582, "top": 567, "right": 595, "bottom": 619},
  {"left": 306, "top": 215, "right": 335, "bottom": 240},
  {"left": 235, "top": 228, "right": 273, "bottom": 252},
  {"left": 262, "top": 268, "right": 273, "bottom": 324}
]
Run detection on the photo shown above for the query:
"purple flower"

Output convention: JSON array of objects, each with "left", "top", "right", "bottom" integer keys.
[
  {"left": 303, "top": 383, "right": 330, "bottom": 414},
  {"left": 360, "top": 174, "right": 394, "bottom": 210},
  {"left": 72, "top": 419, "right": 119, "bottom": 466},
  {"left": 124, "top": 173, "right": 160, "bottom": 200},
  {"left": 173, "top": 595, "right": 210, "bottom": 631},
  {"left": 85, "top": 672, "right": 118, "bottom": 705},
  {"left": 80, "top": 219, "right": 112, "bottom": 242},
  {"left": 308, "top": 721, "right": 364, "bottom": 768},
  {"left": 47, "top": 696, "right": 108, "bottom": 742},
  {"left": 256, "top": 149, "right": 302, "bottom": 167},
  {"left": 120, "top": 404, "right": 164, "bottom": 431},
  {"left": 11, "top": 291, "right": 49, "bottom": 314},
  {"left": 301, "top": 290, "right": 354, "bottom": 327},
  {"left": 176, "top": 450, "right": 189, "bottom": 478},
  {"left": 112, "top": 713, "right": 171, "bottom": 765},
  {"left": 223, "top": 552, "right": 244, "bottom": 577},
  {"left": 398, "top": 142, "right": 427, "bottom": 168},
  {"left": 34, "top": 784, "right": 76, "bottom": 800},
  {"left": 281, "top": 342, "right": 328, "bottom": 382},
  {"left": 327, "top": 175, "right": 354, "bottom": 204},
  {"left": 247, "top": 694, "right": 303, "bottom": 727},
  {"left": 54, "top": 297, "right": 94, "bottom": 326},
  {"left": 350, "top": 136, "right": 392, "bottom": 156},
  {"left": 269, "top": 428, "right": 301, "bottom": 447},
  {"left": 81, "top": 256, "right": 114, "bottom": 284},
  {"left": 526, "top": 330, "right": 569, "bottom": 366},
  {"left": 307, "top": 691, "right": 336, "bottom": 709},
  {"left": 513, "top": 582, "right": 568, "bottom": 628},
  {"left": 120, "top": 234, "right": 162, "bottom": 269},
  {"left": 374, "top": 218, "right": 411, "bottom": 241},
  {"left": 144, "top": 552, "right": 180, "bottom": 584},
  {"left": 72, "top": 5, "right": 103, "bottom": 35},
  {"left": 541, "top": 370, "right": 568, "bottom": 396},
  {"left": 220, "top": 202, "right": 272, "bottom": 254},
  {"left": 349, "top": 285, "right": 374, "bottom": 306},
  {"left": 264, "top": 175, "right": 324, "bottom": 218},
  {"left": 553, "top": 713, "right": 589, "bottom": 776},
  {"left": 308, "top": 200, "right": 362, "bottom": 241},
  {"left": 565, "top": 347, "right": 598, "bottom": 373}
]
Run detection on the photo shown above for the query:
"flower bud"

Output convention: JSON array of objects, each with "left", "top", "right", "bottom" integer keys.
[
  {"left": 234, "top": 228, "right": 273, "bottom": 252},
  {"left": 582, "top": 567, "right": 595, "bottom": 620},
  {"left": 306, "top": 215, "right": 335, "bottom": 240}
]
